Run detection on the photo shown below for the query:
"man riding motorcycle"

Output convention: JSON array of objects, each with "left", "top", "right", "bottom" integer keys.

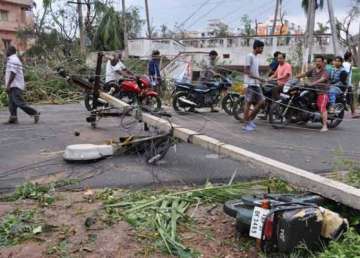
[
  {"left": 296, "top": 55, "right": 330, "bottom": 132},
  {"left": 199, "top": 50, "right": 221, "bottom": 112},
  {"left": 269, "top": 52, "right": 292, "bottom": 100}
]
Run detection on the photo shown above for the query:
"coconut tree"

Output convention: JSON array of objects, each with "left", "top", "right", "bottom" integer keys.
[
  {"left": 93, "top": 7, "right": 124, "bottom": 51},
  {"left": 301, "top": 0, "right": 324, "bottom": 13}
]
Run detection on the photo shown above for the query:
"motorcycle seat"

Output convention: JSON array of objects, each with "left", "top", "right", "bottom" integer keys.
[
  {"left": 193, "top": 85, "right": 212, "bottom": 93},
  {"left": 176, "top": 82, "right": 194, "bottom": 87}
]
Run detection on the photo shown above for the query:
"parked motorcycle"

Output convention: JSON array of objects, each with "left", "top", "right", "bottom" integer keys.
[
  {"left": 268, "top": 80, "right": 346, "bottom": 129},
  {"left": 172, "top": 77, "right": 240, "bottom": 114},
  {"left": 232, "top": 82, "right": 277, "bottom": 122},
  {"left": 84, "top": 75, "right": 161, "bottom": 112}
]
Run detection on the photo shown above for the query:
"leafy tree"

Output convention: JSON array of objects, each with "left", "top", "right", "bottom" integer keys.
[
  {"left": 93, "top": 7, "right": 123, "bottom": 51},
  {"left": 315, "top": 22, "right": 329, "bottom": 46},
  {"left": 211, "top": 23, "right": 230, "bottom": 37},
  {"left": 93, "top": 6, "right": 143, "bottom": 51},
  {"left": 240, "top": 15, "right": 255, "bottom": 46}
]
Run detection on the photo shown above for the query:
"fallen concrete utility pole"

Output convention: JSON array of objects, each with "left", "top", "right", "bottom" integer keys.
[{"left": 100, "top": 92, "right": 360, "bottom": 210}]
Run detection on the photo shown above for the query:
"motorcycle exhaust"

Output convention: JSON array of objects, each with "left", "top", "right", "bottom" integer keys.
[{"left": 179, "top": 97, "right": 197, "bottom": 107}]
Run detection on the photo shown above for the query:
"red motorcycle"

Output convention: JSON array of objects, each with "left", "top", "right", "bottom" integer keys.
[{"left": 85, "top": 75, "right": 162, "bottom": 112}]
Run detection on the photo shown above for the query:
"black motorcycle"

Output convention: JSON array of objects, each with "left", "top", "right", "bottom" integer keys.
[
  {"left": 268, "top": 80, "right": 346, "bottom": 129},
  {"left": 232, "top": 82, "right": 277, "bottom": 122},
  {"left": 172, "top": 78, "right": 239, "bottom": 114}
]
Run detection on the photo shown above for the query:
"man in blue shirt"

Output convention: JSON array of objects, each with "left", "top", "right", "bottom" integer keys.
[
  {"left": 328, "top": 56, "right": 346, "bottom": 112},
  {"left": 268, "top": 51, "right": 281, "bottom": 77},
  {"left": 148, "top": 50, "right": 162, "bottom": 94}
]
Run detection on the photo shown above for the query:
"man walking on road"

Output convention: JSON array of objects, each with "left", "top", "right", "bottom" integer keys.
[
  {"left": 4, "top": 46, "right": 39, "bottom": 124},
  {"left": 242, "top": 40, "right": 266, "bottom": 132}
]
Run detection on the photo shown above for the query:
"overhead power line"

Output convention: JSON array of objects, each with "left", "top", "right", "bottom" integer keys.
[
  {"left": 177, "top": 0, "right": 212, "bottom": 29},
  {"left": 186, "top": 1, "right": 223, "bottom": 30}
]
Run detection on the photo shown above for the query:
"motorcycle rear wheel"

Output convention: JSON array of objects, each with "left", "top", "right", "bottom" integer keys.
[
  {"left": 141, "top": 95, "right": 162, "bottom": 112},
  {"left": 269, "top": 101, "right": 287, "bottom": 129},
  {"left": 84, "top": 92, "right": 108, "bottom": 111},
  {"left": 326, "top": 103, "right": 345, "bottom": 129},
  {"left": 172, "top": 91, "right": 195, "bottom": 114},
  {"left": 233, "top": 97, "right": 245, "bottom": 122}
]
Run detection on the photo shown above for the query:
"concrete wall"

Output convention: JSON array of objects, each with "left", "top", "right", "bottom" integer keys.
[
  {"left": 128, "top": 39, "right": 185, "bottom": 59},
  {"left": 129, "top": 35, "right": 340, "bottom": 67}
]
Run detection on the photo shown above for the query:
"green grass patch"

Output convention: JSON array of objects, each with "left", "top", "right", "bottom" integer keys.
[{"left": 0, "top": 209, "right": 41, "bottom": 247}]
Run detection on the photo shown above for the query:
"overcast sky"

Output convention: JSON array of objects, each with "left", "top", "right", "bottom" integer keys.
[{"left": 34, "top": 0, "right": 359, "bottom": 34}]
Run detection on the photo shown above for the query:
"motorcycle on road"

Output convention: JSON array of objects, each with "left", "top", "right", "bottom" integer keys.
[
  {"left": 84, "top": 75, "right": 161, "bottom": 112},
  {"left": 172, "top": 77, "right": 241, "bottom": 114},
  {"left": 268, "top": 80, "right": 346, "bottom": 129}
]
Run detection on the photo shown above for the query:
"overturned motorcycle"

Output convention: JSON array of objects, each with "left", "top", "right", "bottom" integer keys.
[
  {"left": 269, "top": 80, "right": 346, "bottom": 129},
  {"left": 223, "top": 193, "right": 348, "bottom": 254}
]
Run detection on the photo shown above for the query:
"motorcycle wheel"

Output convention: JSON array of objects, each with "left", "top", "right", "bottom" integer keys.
[
  {"left": 269, "top": 101, "right": 287, "bottom": 129},
  {"left": 141, "top": 95, "right": 162, "bottom": 112},
  {"left": 84, "top": 92, "right": 93, "bottom": 111},
  {"left": 233, "top": 97, "right": 245, "bottom": 122},
  {"left": 84, "top": 92, "right": 107, "bottom": 111},
  {"left": 172, "top": 91, "right": 195, "bottom": 114},
  {"left": 222, "top": 93, "right": 241, "bottom": 115},
  {"left": 327, "top": 103, "right": 345, "bottom": 129}
]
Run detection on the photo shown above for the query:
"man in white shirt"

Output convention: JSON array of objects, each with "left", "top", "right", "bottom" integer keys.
[
  {"left": 105, "top": 52, "right": 134, "bottom": 83},
  {"left": 4, "top": 46, "right": 39, "bottom": 124},
  {"left": 342, "top": 51, "right": 359, "bottom": 118},
  {"left": 242, "top": 40, "right": 266, "bottom": 132}
]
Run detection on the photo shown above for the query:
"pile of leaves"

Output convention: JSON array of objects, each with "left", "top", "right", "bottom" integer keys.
[
  {"left": 0, "top": 209, "right": 41, "bottom": 247},
  {"left": 100, "top": 180, "right": 274, "bottom": 257}
]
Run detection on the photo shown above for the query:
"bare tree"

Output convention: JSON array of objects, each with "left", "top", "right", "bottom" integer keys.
[{"left": 335, "top": 2, "right": 360, "bottom": 65}]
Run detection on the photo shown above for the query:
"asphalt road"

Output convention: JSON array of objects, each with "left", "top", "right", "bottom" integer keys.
[
  {"left": 169, "top": 107, "right": 360, "bottom": 173},
  {"left": 1, "top": 103, "right": 359, "bottom": 192},
  {"left": 0, "top": 104, "right": 262, "bottom": 192}
]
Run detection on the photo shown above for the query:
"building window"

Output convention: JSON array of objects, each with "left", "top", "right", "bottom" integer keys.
[
  {"left": 223, "top": 54, "right": 230, "bottom": 59},
  {"left": 21, "top": 8, "right": 26, "bottom": 23},
  {"left": 0, "top": 10, "right": 9, "bottom": 21},
  {"left": 2, "top": 39, "right": 12, "bottom": 49}
]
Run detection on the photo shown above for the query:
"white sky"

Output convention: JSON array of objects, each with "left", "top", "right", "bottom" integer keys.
[{"left": 34, "top": 0, "right": 359, "bottom": 34}]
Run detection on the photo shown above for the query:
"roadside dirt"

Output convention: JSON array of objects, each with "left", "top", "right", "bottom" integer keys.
[{"left": 0, "top": 190, "right": 259, "bottom": 258}]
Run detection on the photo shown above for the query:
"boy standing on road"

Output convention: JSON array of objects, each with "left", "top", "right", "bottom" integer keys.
[
  {"left": 242, "top": 40, "right": 265, "bottom": 132},
  {"left": 297, "top": 55, "right": 329, "bottom": 132},
  {"left": 4, "top": 46, "right": 40, "bottom": 124},
  {"left": 342, "top": 51, "right": 359, "bottom": 118}
]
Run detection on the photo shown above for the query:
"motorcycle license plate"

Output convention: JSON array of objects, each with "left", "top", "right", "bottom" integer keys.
[{"left": 249, "top": 206, "right": 270, "bottom": 239}]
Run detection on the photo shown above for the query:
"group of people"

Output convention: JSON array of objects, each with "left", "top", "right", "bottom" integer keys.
[
  {"left": 2, "top": 43, "right": 358, "bottom": 133},
  {"left": 241, "top": 39, "right": 358, "bottom": 133}
]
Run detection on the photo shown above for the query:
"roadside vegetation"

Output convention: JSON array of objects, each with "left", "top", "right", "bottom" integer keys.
[{"left": 0, "top": 177, "right": 359, "bottom": 257}]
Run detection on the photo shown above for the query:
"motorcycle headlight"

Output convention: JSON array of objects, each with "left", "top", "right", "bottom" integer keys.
[{"left": 283, "top": 84, "right": 290, "bottom": 93}]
